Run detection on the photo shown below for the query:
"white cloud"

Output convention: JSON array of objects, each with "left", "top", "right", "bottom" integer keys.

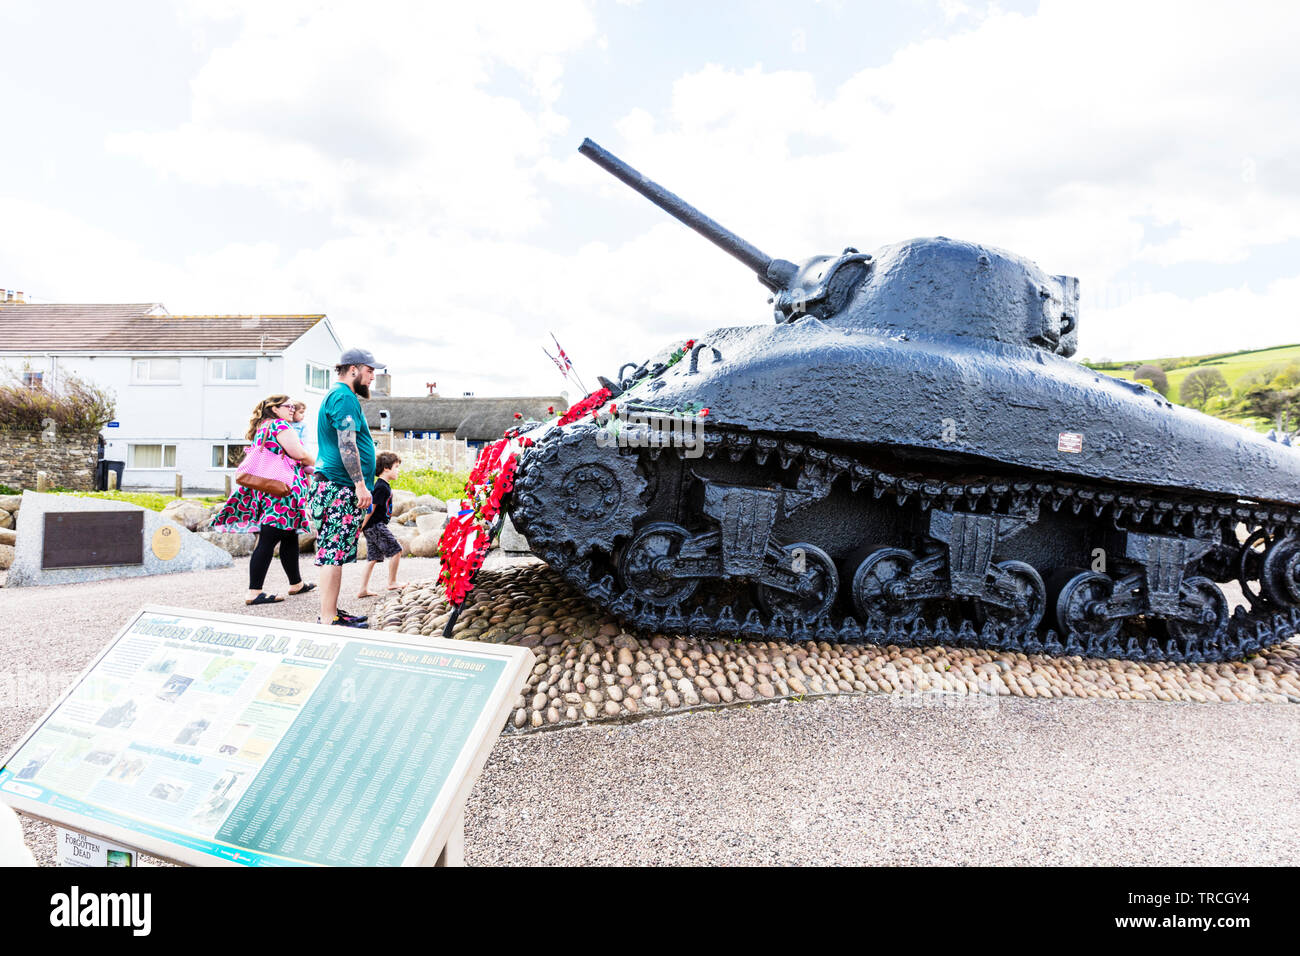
[
  {"left": 588, "top": 0, "right": 1300, "bottom": 363},
  {"left": 12, "top": 0, "right": 1300, "bottom": 402},
  {"left": 110, "top": 0, "right": 598, "bottom": 236},
  {"left": 1085, "top": 276, "right": 1300, "bottom": 362}
]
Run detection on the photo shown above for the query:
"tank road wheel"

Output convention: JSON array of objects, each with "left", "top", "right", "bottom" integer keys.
[
  {"left": 618, "top": 522, "right": 700, "bottom": 607},
  {"left": 755, "top": 543, "right": 838, "bottom": 623},
  {"left": 849, "top": 548, "right": 922, "bottom": 628},
  {"left": 1165, "top": 576, "right": 1230, "bottom": 643},
  {"left": 975, "top": 560, "right": 1047, "bottom": 640},
  {"left": 1238, "top": 529, "right": 1275, "bottom": 608},
  {"left": 1261, "top": 535, "right": 1300, "bottom": 608},
  {"left": 1053, "top": 570, "right": 1121, "bottom": 645}
]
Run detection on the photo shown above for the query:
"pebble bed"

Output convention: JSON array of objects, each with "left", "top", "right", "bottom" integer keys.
[{"left": 374, "top": 564, "right": 1300, "bottom": 731}]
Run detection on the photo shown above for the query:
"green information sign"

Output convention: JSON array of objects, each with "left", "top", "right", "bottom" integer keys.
[{"left": 0, "top": 606, "right": 533, "bottom": 866}]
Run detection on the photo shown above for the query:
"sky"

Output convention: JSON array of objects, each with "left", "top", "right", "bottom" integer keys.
[{"left": 2, "top": 0, "right": 1299, "bottom": 400}]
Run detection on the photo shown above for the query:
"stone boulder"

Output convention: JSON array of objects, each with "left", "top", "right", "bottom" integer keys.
[
  {"left": 409, "top": 531, "right": 442, "bottom": 558},
  {"left": 197, "top": 531, "right": 257, "bottom": 557},
  {"left": 391, "top": 524, "right": 419, "bottom": 555},
  {"left": 0, "top": 528, "right": 15, "bottom": 547},
  {"left": 298, "top": 530, "right": 318, "bottom": 553},
  {"left": 0, "top": 511, "right": 12, "bottom": 531},
  {"left": 0, "top": 543, "right": 13, "bottom": 570},
  {"left": 395, "top": 504, "right": 437, "bottom": 525},
  {"left": 394, "top": 493, "right": 445, "bottom": 519},
  {"left": 390, "top": 489, "right": 417, "bottom": 513},
  {"left": 415, "top": 512, "right": 448, "bottom": 536},
  {"left": 498, "top": 513, "right": 529, "bottom": 554},
  {"left": 0, "top": 495, "right": 22, "bottom": 513},
  {"left": 160, "top": 500, "right": 214, "bottom": 532}
]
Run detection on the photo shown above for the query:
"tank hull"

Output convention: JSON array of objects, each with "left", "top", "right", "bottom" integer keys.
[{"left": 630, "top": 318, "right": 1300, "bottom": 506}]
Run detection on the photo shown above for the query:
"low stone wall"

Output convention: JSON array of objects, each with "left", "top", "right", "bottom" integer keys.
[
  {"left": 0, "top": 430, "right": 98, "bottom": 491},
  {"left": 0, "top": 493, "right": 18, "bottom": 568}
]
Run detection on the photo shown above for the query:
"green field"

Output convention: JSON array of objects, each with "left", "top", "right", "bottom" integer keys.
[{"left": 1087, "top": 343, "right": 1300, "bottom": 431}]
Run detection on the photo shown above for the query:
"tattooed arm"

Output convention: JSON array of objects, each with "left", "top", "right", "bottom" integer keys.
[{"left": 338, "top": 417, "right": 372, "bottom": 513}]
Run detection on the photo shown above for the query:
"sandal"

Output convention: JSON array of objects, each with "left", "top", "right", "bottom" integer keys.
[
  {"left": 245, "top": 593, "right": 284, "bottom": 606},
  {"left": 288, "top": 582, "right": 317, "bottom": 596}
]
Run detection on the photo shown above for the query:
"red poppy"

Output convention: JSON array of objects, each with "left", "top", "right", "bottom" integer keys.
[
  {"left": 556, "top": 387, "right": 612, "bottom": 427},
  {"left": 699, "top": 407, "right": 710, "bottom": 417}
]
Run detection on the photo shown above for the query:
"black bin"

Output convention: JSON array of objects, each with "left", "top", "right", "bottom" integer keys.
[{"left": 97, "top": 460, "right": 126, "bottom": 491}]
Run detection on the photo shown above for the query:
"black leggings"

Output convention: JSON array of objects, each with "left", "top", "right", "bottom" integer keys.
[{"left": 249, "top": 526, "right": 302, "bottom": 591}]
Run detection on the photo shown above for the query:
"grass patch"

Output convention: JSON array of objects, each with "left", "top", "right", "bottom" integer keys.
[
  {"left": 391, "top": 468, "right": 470, "bottom": 501},
  {"left": 53, "top": 490, "right": 226, "bottom": 511}
]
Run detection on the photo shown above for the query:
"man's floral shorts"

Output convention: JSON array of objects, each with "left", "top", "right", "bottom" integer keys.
[{"left": 309, "top": 479, "right": 365, "bottom": 566}]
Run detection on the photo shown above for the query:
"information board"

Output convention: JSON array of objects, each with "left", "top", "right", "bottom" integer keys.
[{"left": 0, "top": 606, "right": 533, "bottom": 866}]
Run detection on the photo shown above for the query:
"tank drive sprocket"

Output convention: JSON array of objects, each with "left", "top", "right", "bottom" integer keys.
[{"left": 511, "top": 423, "right": 647, "bottom": 558}]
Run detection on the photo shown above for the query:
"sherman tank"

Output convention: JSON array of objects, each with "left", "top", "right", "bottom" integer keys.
[{"left": 505, "top": 138, "right": 1300, "bottom": 662}]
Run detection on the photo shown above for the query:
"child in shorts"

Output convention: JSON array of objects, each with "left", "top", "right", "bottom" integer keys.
[{"left": 357, "top": 452, "right": 405, "bottom": 597}]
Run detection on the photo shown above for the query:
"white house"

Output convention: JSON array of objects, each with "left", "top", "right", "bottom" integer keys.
[{"left": 0, "top": 302, "right": 345, "bottom": 491}]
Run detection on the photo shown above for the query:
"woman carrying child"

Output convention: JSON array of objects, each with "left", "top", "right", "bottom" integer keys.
[{"left": 212, "top": 394, "right": 316, "bottom": 605}]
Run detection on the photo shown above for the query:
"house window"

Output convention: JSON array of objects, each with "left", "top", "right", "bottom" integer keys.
[
  {"left": 305, "top": 362, "right": 331, "bottom": 391},
  {"left": 129, "top": 444, "right": 177, "bottom": 469},
  {"left": 209, "top": 358, "right": 257, "bottom": 382},
  {"left": 211, "top": 443, "right": 250, "bottom": 468},
  {"left": 132, "top": 358, "right": 182, "bottom": 384},
  {"left": 22, "top": 370, "right": 43, "bottom": 389}
]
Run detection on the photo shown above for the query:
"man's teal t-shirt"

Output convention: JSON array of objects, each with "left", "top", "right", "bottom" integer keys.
[{"left": 315, "top": 382, "right": 376, "bottom": 491}]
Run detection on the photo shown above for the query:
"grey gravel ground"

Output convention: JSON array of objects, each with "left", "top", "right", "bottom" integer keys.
[
  {"left": 3, "top": 556, "right": 1298, "bottom": 866},
  {"left": 467, "top": 694, "right": 1300, "bottom": 865}
]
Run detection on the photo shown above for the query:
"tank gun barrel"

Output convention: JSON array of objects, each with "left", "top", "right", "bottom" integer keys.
[{"left": 579, "top": 138, "right": 798, "bottom": 291}]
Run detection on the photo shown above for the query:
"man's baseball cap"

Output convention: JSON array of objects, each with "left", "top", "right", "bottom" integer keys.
[{"left": 339, "top": 347, "right": 385, "bottom": 370}]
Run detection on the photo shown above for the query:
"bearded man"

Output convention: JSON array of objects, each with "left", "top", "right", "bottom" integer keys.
[{"left": 310, "top": 348, "right": 382, "bottom": 627}]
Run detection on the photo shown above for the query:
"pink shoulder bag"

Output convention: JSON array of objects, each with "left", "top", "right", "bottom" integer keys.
[{"left": 235, "top": 424, "right": 297, "bottom": 497}]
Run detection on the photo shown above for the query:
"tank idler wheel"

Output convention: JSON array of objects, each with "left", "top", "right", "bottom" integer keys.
[
  {"left": 1261, "top": 535, "right": 1300, "bottom": 608},
  {"left": 1053, "top": 570, "right": 1121, "bottom": 645},
  {"left": 849, "top": 547, "right": 922, "bottom": 628},
  {"left": 1164, "top": 576, "right": 1230, "bottom": 644},
  {"left": 755, "top": 543, "right": 838, "bottom": 624},
  {"left": 974, "top": 560, "right": 1047, "bottom": 640},
  {"left": 618, "top": 522, "right": 700, "bottom": 607},
  {"left": 1238, "top": 529, "right": 1275, "bottom": 608}
]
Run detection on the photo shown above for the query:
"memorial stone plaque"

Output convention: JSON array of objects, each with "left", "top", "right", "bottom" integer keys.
[{"left": 42, "top": 511, "right": 144, "bottom": 569}]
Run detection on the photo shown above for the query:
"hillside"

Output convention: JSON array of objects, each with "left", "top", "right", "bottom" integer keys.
[{"left": 1083, "top": 343, "right": 1300, "bottom": 434}]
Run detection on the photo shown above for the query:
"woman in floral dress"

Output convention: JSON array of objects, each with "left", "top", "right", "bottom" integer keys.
[{"left": 212, "top": 394, "right": 316, "bottom": 605}]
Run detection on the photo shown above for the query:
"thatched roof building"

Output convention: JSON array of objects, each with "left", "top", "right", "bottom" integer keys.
[{"left": 359, "top": 395, "right": 568, "bottom": 446}]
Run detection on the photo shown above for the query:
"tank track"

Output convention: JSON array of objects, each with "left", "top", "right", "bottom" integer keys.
[{"left": 512, "top": 425, "right": 1300, "bottom": 663}]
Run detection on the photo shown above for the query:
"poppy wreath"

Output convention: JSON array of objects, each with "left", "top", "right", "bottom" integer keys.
[
  {"left": 556, "top": 386, "right": 612, "bottom": 426},
  {"left": 437, "top": 437, "right": 520, "bottom": 606}
]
